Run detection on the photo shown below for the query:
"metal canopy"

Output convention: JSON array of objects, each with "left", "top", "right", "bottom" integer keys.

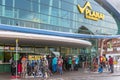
[{"left": 0, "top": 31, "right": 92, "bottom": 48}]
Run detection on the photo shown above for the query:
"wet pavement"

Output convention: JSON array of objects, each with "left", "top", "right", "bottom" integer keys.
[
  {"left": 1, "top": 68, "right": 120, "bottom": 80},
  {"left": 47, "top": 70, "right": 120, "bottom": 80}
]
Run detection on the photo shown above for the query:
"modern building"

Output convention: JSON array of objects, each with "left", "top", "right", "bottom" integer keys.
[
  {"left": 95, "top": 0, "right": 120, "bottom": 34},
  {"left": 95, "top": 0, "right": 120, "bottom": 59},
  {"left": 0, "top": 0, "right": 118, "bottom": 73}
]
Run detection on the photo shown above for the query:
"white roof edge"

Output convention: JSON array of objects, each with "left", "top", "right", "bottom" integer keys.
[{"left": 0, "top": 31, "right": 92, "bottom": 47}]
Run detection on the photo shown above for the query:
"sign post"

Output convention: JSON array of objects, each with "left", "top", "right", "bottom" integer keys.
[{"left": 15, "top": 39, "right": 18, "bottom": 79}]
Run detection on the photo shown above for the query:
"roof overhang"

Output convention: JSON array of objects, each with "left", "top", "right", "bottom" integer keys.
[
  {"left": 0, "top": 24, "right": 119, "bottom": 39},
  {"left": 0, "top": 31, "right": 92, "bottom": 48}
]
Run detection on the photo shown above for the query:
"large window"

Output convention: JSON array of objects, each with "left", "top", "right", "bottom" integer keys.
[
  {"left": 0, "top": 5, "right": 2, "bottom": 16},
  {"left": 32, "top": 2, "right": 39, "bottom": 13},
  {"left": 52, "top": 0, "right": 59, "bottom": 8},
  {"left": 18, "top": 10, "right": 31, "bottom": 21},
  {"left": 5, "top": 6, "right": 14, "bottom": 18},
  {"left": 0, "top": 0, "right": 2, "bottom": 5},
  {"left": 40, "top": 0, "right": 50, "bottom": 5},
  {"left": 15, "top": 0, "right": 31, "bottom": 11},
  {"left": 5, "top": 0, "right": 13, "bottom": 7},
  {"left": 61, "top": 1, "right": 73, "bottom": 12}
]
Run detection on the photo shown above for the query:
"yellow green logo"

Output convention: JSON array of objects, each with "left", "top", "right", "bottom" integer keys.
[{"left": 77, "top": 2, "right": 105, "bottom": 21}]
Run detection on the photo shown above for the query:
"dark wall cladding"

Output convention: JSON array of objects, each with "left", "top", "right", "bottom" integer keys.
[{"left": 0, "top": 0, "right": 118, "bottom": 35}]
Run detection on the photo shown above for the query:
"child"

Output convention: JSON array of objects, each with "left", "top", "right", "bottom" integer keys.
[{"left": 98, "top": 64, "right": 103, "bottom": 73}]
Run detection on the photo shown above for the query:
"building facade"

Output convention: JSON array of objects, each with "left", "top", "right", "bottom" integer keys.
[
  {"left": 0, "top": 0, "right": 118, "bottom": 34},
  {"left": 0, "top": 0, "right": 118, "bottom": 73},
  {"left": 95, "top": 0, "right": 120, "bottom": 34}
]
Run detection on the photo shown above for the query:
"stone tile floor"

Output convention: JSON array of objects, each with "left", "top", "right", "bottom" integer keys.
[{"left": 1, "top": 68, "right": 120, "bottom": 80}]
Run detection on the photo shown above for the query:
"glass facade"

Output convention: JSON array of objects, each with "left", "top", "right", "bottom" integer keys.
[
  {"left": 0, "top": 0, "right": 119, "bottom": 73},
  {"left": 96, "top": 0, "right": 120, "bottom": 34},
  {"left": 0, "top": 0, "right": 118, "bottom": 35}
]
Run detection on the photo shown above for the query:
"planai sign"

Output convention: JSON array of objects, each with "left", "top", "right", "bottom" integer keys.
[{"left": 77, "top": 2, "right": 105, "bottom": 21}]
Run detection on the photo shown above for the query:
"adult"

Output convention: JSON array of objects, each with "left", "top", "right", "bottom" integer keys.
[
  {"left": 17, "top": 60, "right": 22, "bottom": 76},
  {"left": 102, "top": 54, "right": 107, "bottom": 69},
  {"left": 11, "top": 61, "right": 16, "bottom": 77},
  {"left": 42, "top": 55, "right": 52, "bottom": 78},
  {"left": 52, "top": 56, "right": 58, "bottom": 73},
  {"left": 74, "top": 56, "right": 79, "bottom": 71},
  {"left": 9, "top": 57, "right": 14, "bottom": 76},
  {"left": 92, "top": 57, "right": 98, "bottom": 72},
  {"left": 57, "top": 56, "right": 63, "bottom": 75},
  {"left": 47, "top": 55, "right": 52, "bottom": 72},
  {"left": 21, "top": 55, "right": 27, "bottom": 78},
  {"left": 117, "top": 57, "right": 120, "bottom": 70},
  {"left": 68, "top": 57, "right": 72, "bottom": 71},
  {"left": 108, "top": 56, "right": 114, "bottom": 73}
]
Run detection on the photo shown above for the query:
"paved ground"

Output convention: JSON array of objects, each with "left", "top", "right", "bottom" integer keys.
[{"left": 1, "top": 68, "right": 120, "bottom": 80}]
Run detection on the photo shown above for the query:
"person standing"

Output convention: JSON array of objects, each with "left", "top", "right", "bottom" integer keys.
[
  {"left": 17, "top": 60, "right": 22, "bottom": 77},
  {"left": 108, "top": 56, "right": 114, "bottom": 73},
  {"left": 74, "top": 56, "right": 79, "bottom": 71},
  {"left": 102, "top": 54, "right": 107, "bottom": 71},
  {"left": 11, "top": 61, "right": 17, "bottom": 77},
  {"left": 68, "top": 57, "right": 72, "bottom": 71},
  {"left": 47, "top": 55, "right": 52, "bottom": 73},
  {"left": 21, "top": 55, "right": 27, "bottom": 78},
  {"left": 117, "top": 57, "right": 120, "bottom": 70},
  {"left": 57, "top": 56, "right": 63, "bottom": 75},
  {"left": 52, "top": 56, "right": 58, "bottom": 73},
  {"left": 43, "top": 55, "right": 52, "bottom": 78}
]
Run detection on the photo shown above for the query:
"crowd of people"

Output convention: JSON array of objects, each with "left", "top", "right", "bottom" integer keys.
[
  {"left": 9, "top": 53, "right": 117, "bottom": 79},
  {"left": 9, "top": 55, "right": 80, "bottom": 79},
  {"left": 92, "top": 54, "right": 114, "bottom": 73}
]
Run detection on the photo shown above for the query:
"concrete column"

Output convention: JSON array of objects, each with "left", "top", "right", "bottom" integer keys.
[{"left": 100, "top": 39, "right": 105, "bottom": 56}]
